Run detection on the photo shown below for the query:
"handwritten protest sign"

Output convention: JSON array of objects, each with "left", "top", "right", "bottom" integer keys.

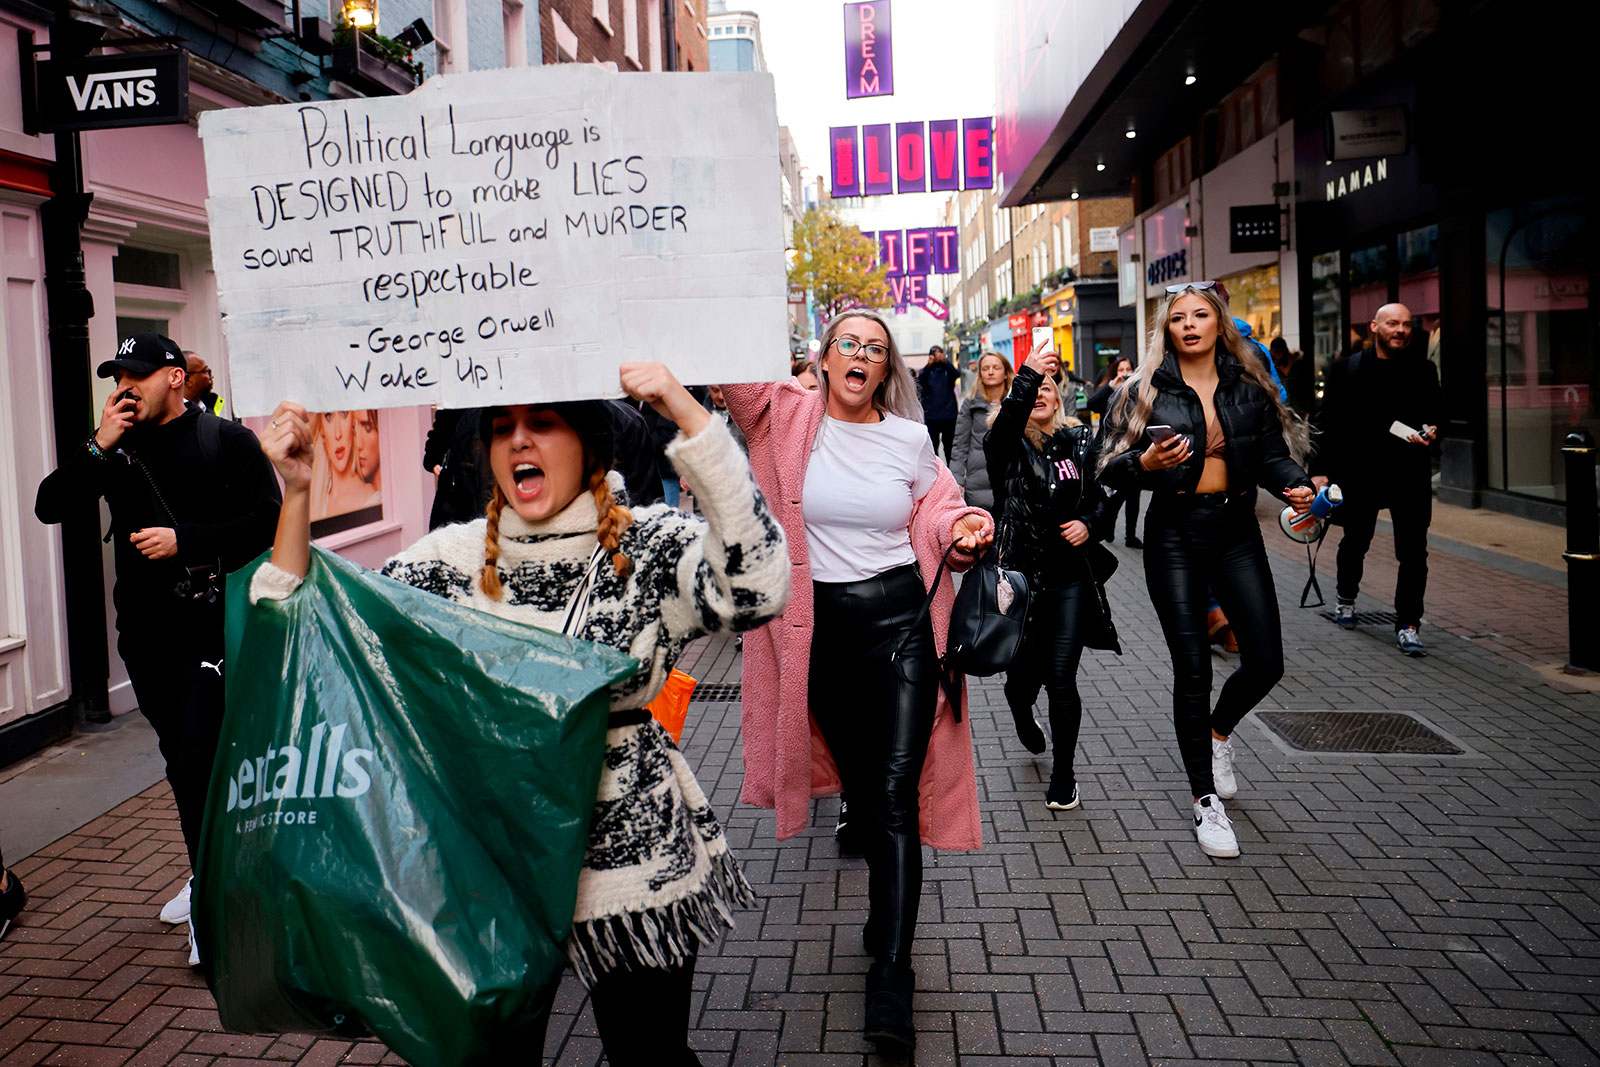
[{"left": 200, "top": 65, "right": 786, "bottom": 417}]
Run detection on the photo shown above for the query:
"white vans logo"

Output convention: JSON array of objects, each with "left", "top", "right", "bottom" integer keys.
[
  {"left": 65, "top": 70, "right": 158, "bottom": 112},
  {"left": 226, "top": 721, "right": 376, "bottom": 833}
]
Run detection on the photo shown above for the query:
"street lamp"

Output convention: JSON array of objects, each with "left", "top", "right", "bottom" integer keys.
[{"left": 342, "top": 0, "right": 377, "bottom": 30}]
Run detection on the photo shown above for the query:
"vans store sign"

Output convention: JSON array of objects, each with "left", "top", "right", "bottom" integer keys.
[{"left": 29, "top": 51, "right": 188, "bottom": 133}]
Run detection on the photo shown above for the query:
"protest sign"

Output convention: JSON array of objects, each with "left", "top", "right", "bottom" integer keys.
[{"left": 200, "top": 64, "right": 786, "bottom": 417}]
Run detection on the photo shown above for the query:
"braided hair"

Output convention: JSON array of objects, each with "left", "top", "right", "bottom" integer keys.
[{"left": 478, "top": 455, "right": 632, "bottom": 600}]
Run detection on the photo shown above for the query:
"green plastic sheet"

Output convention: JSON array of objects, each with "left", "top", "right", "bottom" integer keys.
[{"left": 196, "top": 548, "right": 637, "bottom": 1065}]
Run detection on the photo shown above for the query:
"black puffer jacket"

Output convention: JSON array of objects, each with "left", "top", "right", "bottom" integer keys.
[
  {"left": 1098, "top": 348, "right": 1310, "bottom": 499},
  {"left": 985, "top": 366, "right": 1120, "bottom": 651}
]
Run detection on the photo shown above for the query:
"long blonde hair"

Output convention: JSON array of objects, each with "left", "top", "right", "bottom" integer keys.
[
  {"left": 967, "top": 350, "right": 1014, "bottom": 403},
  {"left": 814, "top": 310, "right": 924, "bottom": 422},
  {"left": 1098, "top": 287, "right": 1308, "bottom": 472}
]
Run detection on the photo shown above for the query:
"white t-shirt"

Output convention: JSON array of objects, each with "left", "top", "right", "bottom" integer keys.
[{"left": 803, "top": 413, "right": 941, "bottom": 583}]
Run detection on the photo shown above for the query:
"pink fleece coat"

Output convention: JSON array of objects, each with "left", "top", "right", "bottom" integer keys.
[{"left": 724, "top": 379, "right": 989, "bottom": 850}]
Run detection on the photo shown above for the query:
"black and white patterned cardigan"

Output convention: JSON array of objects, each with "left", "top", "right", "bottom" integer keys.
[{"left": 251, "top": 416, "right": 789, "bottom": 983}]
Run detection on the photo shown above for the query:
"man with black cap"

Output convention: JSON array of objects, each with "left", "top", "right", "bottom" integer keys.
[{"left": 35, "top": 332, "right": 281, "bottom": 965}]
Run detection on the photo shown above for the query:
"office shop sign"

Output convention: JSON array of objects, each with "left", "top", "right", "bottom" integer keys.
[{"left": 29, "top": 51, "right": 188, "bottom": 133}]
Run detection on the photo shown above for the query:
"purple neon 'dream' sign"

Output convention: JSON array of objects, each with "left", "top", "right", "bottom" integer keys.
[{"left": 844, "top": 1, "right": 893, "bottom": 99}]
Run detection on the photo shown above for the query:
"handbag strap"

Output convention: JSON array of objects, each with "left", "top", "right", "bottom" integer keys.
[
  {"left": 891, "top": 543, "right": 966, "bottom": 721},
  {"left": 561, "top": 543, "right": 610, "bottom": 636}
]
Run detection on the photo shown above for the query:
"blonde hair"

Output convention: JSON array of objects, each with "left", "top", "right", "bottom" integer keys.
[
  {"left": 815, "top": 310, "right": 923, "bottom": 421},
  {"left": 478, "top": 449, "right": 633, "bottom": 600},
  {"left": 967, "top": 350, "right": 1014, "bottom": 403},
  {"left": 986, "top": 371, "right": 1072, "bottom": 448},
  {"left": 1098, "top": 286, "right": 1309, "bottom": 473}
]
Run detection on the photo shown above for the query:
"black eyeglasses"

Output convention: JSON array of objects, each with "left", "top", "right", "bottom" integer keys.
[
  {"left": 1165, "top": 280, "right": 1217, "bottom": 294},
  {"left": 828, "top": 337, "right": 889, "bottom": 363}
]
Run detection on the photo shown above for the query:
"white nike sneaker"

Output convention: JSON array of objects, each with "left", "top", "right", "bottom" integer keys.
[
  {"left": 160, "top": 877, "right": 192, "bottom": 925},
  {"left": 1211, "top": 736, "right": 1238, "bottom": 799},
  {"left": 1193, "top": 795, "right": 1239, "bottom": 858}
]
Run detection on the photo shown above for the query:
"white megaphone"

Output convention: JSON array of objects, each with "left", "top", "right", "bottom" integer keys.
[{"left": 1278, "top": 484, "right": 1342, "bottom": 543}]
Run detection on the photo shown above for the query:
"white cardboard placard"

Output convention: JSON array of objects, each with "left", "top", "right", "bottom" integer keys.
[{"left": 200, "top": 65, "right": 787, "bottom": 417}]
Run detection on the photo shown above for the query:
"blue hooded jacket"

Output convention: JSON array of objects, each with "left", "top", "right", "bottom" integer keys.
[{"left": 1234, "top": 318, "right": 1287, "bottom": 403}]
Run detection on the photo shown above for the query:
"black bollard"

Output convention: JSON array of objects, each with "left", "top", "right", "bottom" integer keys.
[{"left": 1564, "top": 429, "right": 1599, "bottom": 673}]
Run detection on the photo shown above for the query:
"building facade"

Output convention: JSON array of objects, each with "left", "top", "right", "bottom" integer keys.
[{"left": 998, "top": 0, "right": 1598, "bottom": 523}]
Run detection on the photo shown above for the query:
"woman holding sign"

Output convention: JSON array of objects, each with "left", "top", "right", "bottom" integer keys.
[
  {"left": 725, "top": 310, "right": 993, "bottom": 1052},
  {"left": 255, "top": 362, "right": 789, "bottom": 1065},
  {"left": 1096, "top": 283, "right": 1311, "bottom": 860}
]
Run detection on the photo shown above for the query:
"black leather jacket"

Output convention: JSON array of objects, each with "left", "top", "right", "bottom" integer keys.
[
  {"left": 1098, "top": 349, "right": 1310, "bottom": 500},
  {"left": 985, "top": 367, "right": 1106, "bottom": 581}
]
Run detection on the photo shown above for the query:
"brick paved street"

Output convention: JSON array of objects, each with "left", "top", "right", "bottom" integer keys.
[{"left": 3, "top": 533, "right": 1598, "bottom": 1066}]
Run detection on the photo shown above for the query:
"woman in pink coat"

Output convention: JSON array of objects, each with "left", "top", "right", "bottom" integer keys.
[{"left": 724, "top": 310, "right": 993, "bottom": 1051}]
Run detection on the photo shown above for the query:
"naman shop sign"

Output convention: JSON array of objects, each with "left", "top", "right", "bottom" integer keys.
[{"left": 200, "top": 64, "right": 787, "bottom": 417}]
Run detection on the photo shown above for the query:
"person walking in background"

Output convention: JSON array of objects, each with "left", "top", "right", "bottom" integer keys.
[
  {"left": 1086, "top": 356, "right": 1142, "bottom": 548},
  {"left": 950, "top": 350, "right": 1012, "bottom": 511},
  {"left": 985, "top": 340, "right": 1120, "bottom": 811},
  {"left": 1311, "top": 302, "right": 1443, "bottom": 656},
  {"left": 257, "top": 361, "right": 789, "bottom": 1066},
  {"left": 1271, "top": 337, "right": 1315, "bottom": 415},
  {"left": 917, "top": 344, "right": 961, "bottom": 461},
  {"left": 34, "top": 332, "right": 281, "bottom": 965},
  {"left": 1098, "top": 283, "right": 1313, "bottom": 859},
  {"left": 725, "top": 310, "right": 993, "bottom": 1052}
]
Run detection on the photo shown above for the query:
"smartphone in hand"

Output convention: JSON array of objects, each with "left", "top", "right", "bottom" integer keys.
[
  {"left": 1147, "top": 424, "right": 1178, "bottom": 444},
  {"left": 1031, "top": 325, "right": 1054, "bottom": 354}
]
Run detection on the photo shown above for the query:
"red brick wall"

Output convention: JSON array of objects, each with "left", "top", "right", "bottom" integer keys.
[{"left": 541, "top": 0, "right": 703, "bottom": 70}]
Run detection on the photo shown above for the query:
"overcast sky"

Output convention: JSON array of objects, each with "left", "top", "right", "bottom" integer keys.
[{"left": 736, "top": 0, "right": 996, "bottom": 238}]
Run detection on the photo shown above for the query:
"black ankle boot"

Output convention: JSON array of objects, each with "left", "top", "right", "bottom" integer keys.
[
  {"left": 864, "top": 960, "right": 916, "bottom": 1049},
  {"left": 0, "top": 869, "right": 25, "bottom": 941}
]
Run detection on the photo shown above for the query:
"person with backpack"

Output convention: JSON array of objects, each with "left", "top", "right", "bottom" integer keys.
[
  {"left": 985, "top": 341, "right": 1120, "bottom": 811},
  {"left": 34, "top": 332, "right": 282, "bottom": 965}
]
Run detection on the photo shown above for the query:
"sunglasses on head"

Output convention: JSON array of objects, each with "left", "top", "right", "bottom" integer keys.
[{"left": 1165, "top": 280, "right": 1217, "bottom": 294}]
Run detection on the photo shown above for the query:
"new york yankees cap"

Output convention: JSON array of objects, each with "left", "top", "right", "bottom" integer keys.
[{"left": 97, "top": 332, "right": 187, "bottom": 379}]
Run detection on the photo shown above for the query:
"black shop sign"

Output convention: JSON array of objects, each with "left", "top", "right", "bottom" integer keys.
[{"left": 28, "top": 51, "right": 188, "bottom": 133}]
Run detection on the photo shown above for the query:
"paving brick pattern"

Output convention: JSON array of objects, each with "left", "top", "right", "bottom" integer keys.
[{"left": 4, "top": 537, "right": 1599, "bottom": 1066}]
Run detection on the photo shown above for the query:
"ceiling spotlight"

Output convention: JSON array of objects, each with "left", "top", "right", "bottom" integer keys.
[
  {"left": 1184, "top": 74, "right": 1197, "bottom": 86},
  {"left": 1096, "top": 162, "right": 1106, "bottom": 172},
  {"left": 1124, "top": 129, "right": 1136, "bottom": 139}
]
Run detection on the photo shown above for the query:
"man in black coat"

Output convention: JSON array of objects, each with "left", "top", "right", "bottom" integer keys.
[
  {"left": 1311, "top": 303, "right": 1443, "bottom": 657},
  {"left": 917, "top": 345, "right": 961, "bottom": 461},
  {"left": 35, "top": 333, "right": 281, "bottom": 959}
]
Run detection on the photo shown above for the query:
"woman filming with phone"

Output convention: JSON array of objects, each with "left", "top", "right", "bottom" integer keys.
[
  {"left": 984, "top": 339, "right": 1120, "bottom": 812},
  {"left": 1097, "top": 282, "right": 1312, "bottom": 859}
]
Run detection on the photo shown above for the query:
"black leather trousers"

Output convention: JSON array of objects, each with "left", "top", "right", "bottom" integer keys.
[
  {"left": 1003, "top": 577, "right": 1093, "bottom": 786},
  {"left": 810, "top": 564, "right": 938, "bottom": 966},
  {"left": 1144, "top": 496, "right": 1285, "bottom": 798}
]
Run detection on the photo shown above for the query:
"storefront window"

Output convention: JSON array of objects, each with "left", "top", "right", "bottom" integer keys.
[
  {"left": 1397, "top": 223, "right": 1440, "bottom": 377},
  {"left": 1218, "top": 263, "right": 1280, "bottom": 345},
  {"left": 1310, "top": 252, "right": 1342, "bottom": 397},
  {"left": 1486, "top": 198, "right": 1596, "bottom": 502},
  {"left": 1348, "top": 242, "right": 1390, "bottom": 332}
]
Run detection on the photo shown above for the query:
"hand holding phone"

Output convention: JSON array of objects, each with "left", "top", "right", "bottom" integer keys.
[{"left": 1140, "top": 424, "right": 1190, "bottom": 471}]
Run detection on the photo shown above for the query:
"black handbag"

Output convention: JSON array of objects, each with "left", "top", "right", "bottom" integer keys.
[{"left": 893, "top": 543, "right": 1033, "bottom": 721}]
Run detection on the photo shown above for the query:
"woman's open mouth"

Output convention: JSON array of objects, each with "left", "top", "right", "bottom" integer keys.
[
  {"left": 844, "top": 367, "right": 870, "bottom": 392},
  {"left": 1182, "top": 334, "right": 1202, "bottom": 345},
  {"left": 512, "top": 462, "right": 545, "bottom": 501}
]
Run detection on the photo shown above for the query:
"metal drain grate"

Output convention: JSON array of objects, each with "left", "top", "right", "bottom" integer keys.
[
  {"left": 1318, "top": 610, "right": 1401, "bottom": 627},
  {"left": 691, "top": 683, "right": 742, "bottom": 702},
  {"left": 1258, "top": 711, "right": 1462, "bottom": 755}
]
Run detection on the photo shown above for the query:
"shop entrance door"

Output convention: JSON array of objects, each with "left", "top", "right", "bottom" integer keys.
[{"left": 1486, "top": 197, "right": 1597, "bottom": 503}]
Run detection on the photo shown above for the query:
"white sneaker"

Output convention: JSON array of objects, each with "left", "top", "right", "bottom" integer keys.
[
  {"left": 1211, "top": 736, "right": 1237, "bottom": 799},
  {"left": 160, "top": 877, "right": 192, "bottom": 925},
  {"left": 187, "top": 920, "right": 201, "bottom": 968},
  {"left": 1193, "top": 795, "right": 1239, "bottom": 858}
]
